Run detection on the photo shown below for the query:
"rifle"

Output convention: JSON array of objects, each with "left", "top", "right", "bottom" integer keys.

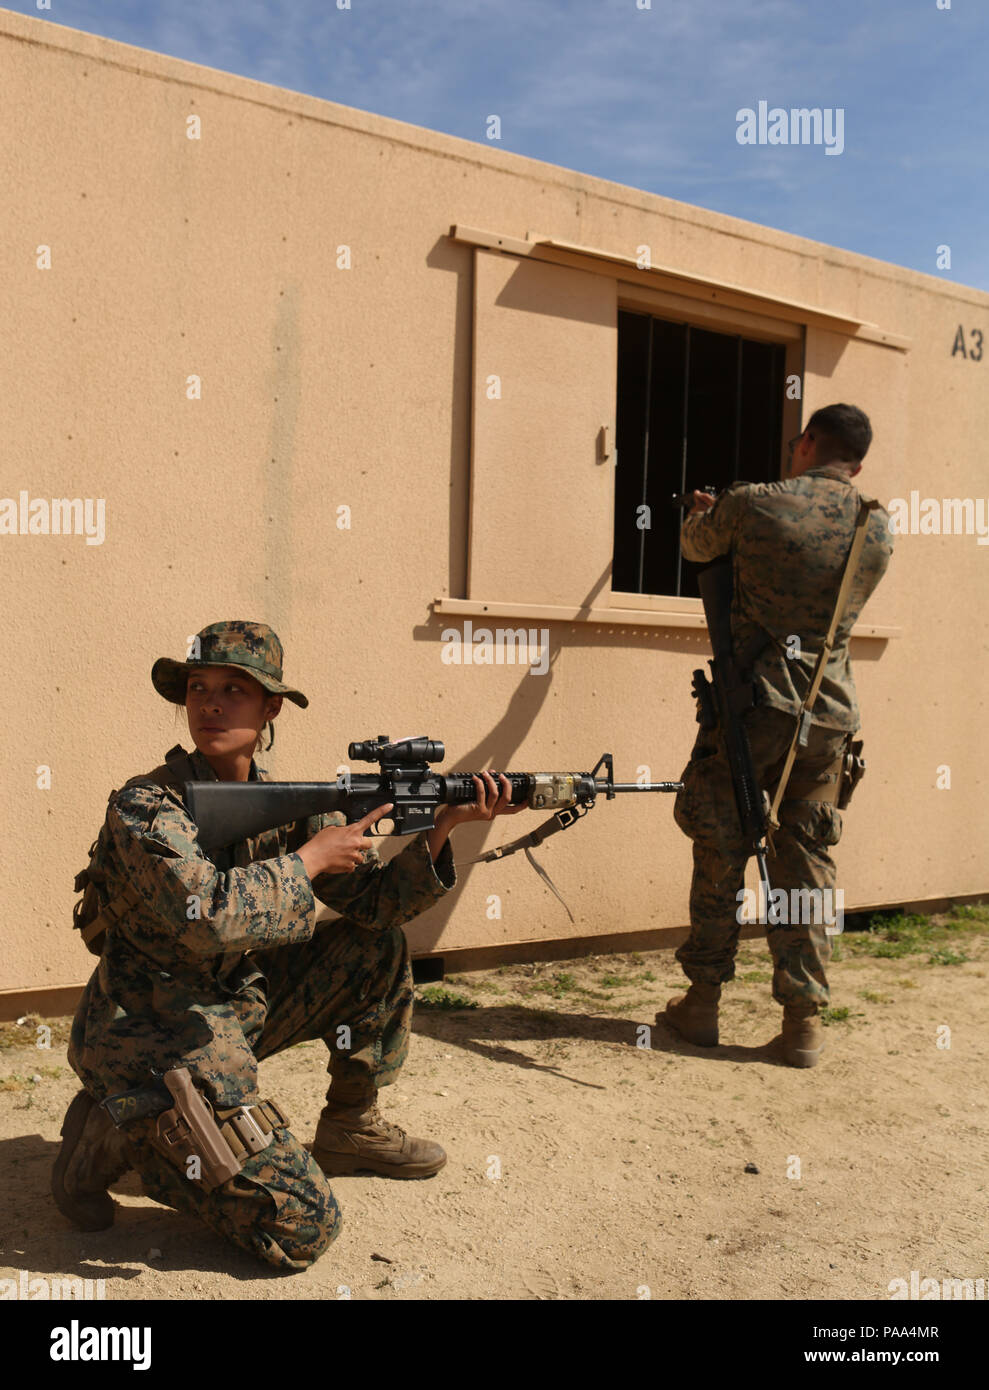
[
  {"left": 688, "top": 560, "right": 778, "bottom": 923},
  {"left": 185, "top": 734, "right": 681, "bottom": 852}
]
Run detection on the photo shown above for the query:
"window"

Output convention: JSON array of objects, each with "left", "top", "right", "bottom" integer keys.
[{"left": 613, "top": 310, "right": 788, "bottom": 599}]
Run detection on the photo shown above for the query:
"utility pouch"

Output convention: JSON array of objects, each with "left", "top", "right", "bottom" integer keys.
[
  {"left": 72, "top": 809, "right": 123, "bottom": 957},
  {"left": 837, "top": 738, "right": 866, "bottom": 810},
  {"left": 71, "top": 865, "right": 107, "bottom": 956}
]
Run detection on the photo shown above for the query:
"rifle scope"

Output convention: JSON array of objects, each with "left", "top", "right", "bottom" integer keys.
[{"left": 348, "top": 736, "right": 445, "bottom": 765}]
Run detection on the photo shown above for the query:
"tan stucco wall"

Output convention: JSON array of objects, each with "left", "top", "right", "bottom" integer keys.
[{"left": 1, "top": 8, "right": 986, "bottom": 1004}]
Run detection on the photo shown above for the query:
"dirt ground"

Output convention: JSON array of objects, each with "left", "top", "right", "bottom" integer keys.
[{"left": 2, "top": 908, "right": 987, "bottom": 1302}]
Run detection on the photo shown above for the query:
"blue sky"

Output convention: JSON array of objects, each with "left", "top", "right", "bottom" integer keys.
[{"left": 17, "top": 0, "right": 989, "bottom": 290}]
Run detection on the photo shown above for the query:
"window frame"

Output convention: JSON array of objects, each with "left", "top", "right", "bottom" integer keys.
[
  {"left": 435, "top": 228, "right": 903, "bottom": 639},
  {"left": 611, "top": 281, "right": 805, "bottom": 607}
]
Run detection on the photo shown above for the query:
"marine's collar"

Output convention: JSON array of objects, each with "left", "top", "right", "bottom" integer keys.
[
  {"left": 183, "top": 744, "right": 267, "bottom": 783},
  {"left": 802, "top": 463, "right": 859, "bottom": 484}
]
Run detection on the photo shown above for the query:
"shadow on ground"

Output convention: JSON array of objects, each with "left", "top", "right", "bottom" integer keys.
[{"left": 412, "top": 1001, "right": 786, "bottom": 1086}]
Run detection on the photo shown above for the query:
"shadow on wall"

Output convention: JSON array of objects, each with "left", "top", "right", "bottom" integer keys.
[{"left": 404, "top": 561, "right": 702, "bottom": 951}]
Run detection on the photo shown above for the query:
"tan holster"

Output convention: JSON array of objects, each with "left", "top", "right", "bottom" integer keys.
[
  {"left": 779, "top": 735, "right": 865, "bottom": 809},
  {"left": 147, "top": 1068, "right": 289, "bottom": 1192}
]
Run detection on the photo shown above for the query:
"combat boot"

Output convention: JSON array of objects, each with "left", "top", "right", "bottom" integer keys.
[
  {"left": 51, "top": 1090, "right": 134, "bottom": 1230},
  {"left": 659, "top": 981, "right": 721, "bottom": 1047},
  {"left": 312, "top": 1082, "right": 446, "bottom": 1179},
  {"left": 781, "top": 1006, "right": 824, "bottom": 1067}
]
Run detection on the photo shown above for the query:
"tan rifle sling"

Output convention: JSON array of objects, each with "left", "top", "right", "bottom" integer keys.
[{"left": 766, "top": 497, "right": 880, "bottom": 847}]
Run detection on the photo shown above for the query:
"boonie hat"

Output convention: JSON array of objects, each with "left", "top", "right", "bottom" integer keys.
[{"left": 151, "top": 621, "right": 309, "bottom": 708}]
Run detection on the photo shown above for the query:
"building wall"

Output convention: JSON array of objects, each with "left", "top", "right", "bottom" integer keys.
[{"left": 1, "top": 9, "right": 986, "bottom": 1009}]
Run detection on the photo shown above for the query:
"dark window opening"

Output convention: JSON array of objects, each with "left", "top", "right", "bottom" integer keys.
[{"left": 613, "top": 310, "right": 786, "bottom": 599}]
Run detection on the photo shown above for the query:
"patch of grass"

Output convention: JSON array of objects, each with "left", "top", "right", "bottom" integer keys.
[
  {"left": 0, "top": 1015, "right": 71, "bottom": 1051},
  {"left": 416, "top": 987, "right": 478, "bottom": 1011},
  {"left": 895, "top": 978, "right": 918, "bottom": 989},
  {"left": 948, "top": 903, "right": 989, "bottom": 924},
  {"left": 528, "top": 971, "right": 577, "bottom": 998},
  {"left": 859, "top": 990, "right": 893, "bottom": 1004},
  {"left": 844, "top": 909, "right": 985, "bottom": 961},
  {"left": 927, "top": 948, "right": 969, "bottom": 966},
  {"left": 738, "top": 970, "right": 772, "bottom": 984},
  {"left": 637, "top": 970, "right": 657, "bottom": 983},
  {"left": 0, "top": 1067, "right": 63, "bottom": 1091},
  {"left": 820, "top": 1006, "right": 851, "bottom": 1026},
  {"left": 574, "top": 987, "right": 618, "bottom": 1004},
  {"left": 864, "top": 936, "right": 917, "bottom": 959},
  {"left": 599, "top": 974, "right": 627, "bottom": 989}
]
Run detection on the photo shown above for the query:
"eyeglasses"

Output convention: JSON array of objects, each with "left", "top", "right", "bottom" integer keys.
[{"left": 787, "top": 430, "right": 814, "bottom": 455}]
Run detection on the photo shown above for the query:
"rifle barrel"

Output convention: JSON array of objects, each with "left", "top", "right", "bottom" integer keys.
[{"left": 603, "top": 782, "right": 682, "bottom": 793}]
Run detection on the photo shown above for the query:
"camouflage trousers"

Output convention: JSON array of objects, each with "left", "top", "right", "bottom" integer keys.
[
  {"left": 673, "top": 704, "right": 852, "bottom": 1010},
  {"left": 122, "top": 919, "right": 413, "bottom": 1272}
]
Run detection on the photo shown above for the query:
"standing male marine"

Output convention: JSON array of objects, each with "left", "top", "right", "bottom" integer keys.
[{"left": 663, "top": 404, "right": 893, "bottom": 1066}]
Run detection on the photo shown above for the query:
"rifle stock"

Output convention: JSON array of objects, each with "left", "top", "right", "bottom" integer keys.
[{"left": 185, "top": 781, "right": 359, "bottom": 852}]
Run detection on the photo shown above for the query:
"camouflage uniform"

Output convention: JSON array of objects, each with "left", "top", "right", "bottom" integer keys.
[
  {"left": 673, "top": 464, "right": 893, "bottom": 1008},
  {"left": 68, "top": 742, "right": 455, "bottom": 1270}
]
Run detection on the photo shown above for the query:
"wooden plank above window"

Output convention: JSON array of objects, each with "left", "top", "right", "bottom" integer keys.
[{"left": 450, "top": 224, "right": 911, "bottom": 353}]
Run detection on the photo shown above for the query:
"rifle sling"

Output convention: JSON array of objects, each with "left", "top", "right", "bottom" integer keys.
[
  {"left": 462, "top": 810, "right": 581, "bottom": 924},
  {"left": 766, "top": 497, "right": 880, "bottom": 843}
]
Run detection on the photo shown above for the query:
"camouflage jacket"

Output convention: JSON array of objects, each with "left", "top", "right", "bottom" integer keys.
[
  {"left": 681, "top": 465, "right": 893, "bottom": 730},
  {"left": 68, "top": 744, "right": 455, "bottom": 1108}
]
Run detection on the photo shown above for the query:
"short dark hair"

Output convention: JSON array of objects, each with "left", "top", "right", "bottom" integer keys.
[{"left": 806, "top": 403, "right": 872, "bottom": 465}]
